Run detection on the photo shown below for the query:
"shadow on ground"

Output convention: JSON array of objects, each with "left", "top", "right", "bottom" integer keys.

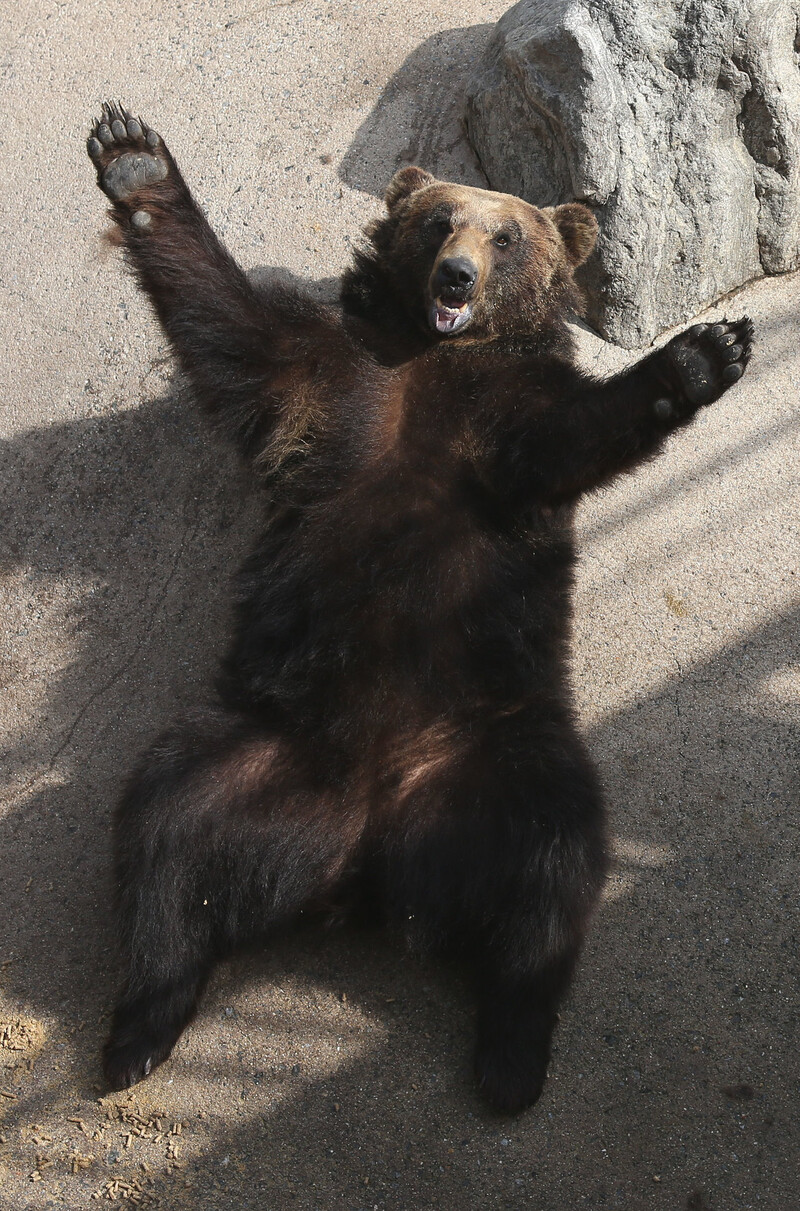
[{"left": 339, "top": 25, "right": 491, "bottom": 195}]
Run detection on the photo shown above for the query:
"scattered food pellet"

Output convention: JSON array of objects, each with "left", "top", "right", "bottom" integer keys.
[
  {"left": 1, "top": 1018, "right": 45, "bottom": 1053},
  {"left": 91, "top": 1175, "right": 148, "bottom": 1202},
  {"left": 664, "top": 589, "right": 688, "bottom": 617},
  {"left": 70, "top": 1152, "right": 95, "bottom": 1174}
]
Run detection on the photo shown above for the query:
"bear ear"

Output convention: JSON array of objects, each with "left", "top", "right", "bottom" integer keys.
[
  {"left": 384, "top": 166, "right": 437, "bottom": 211},
  {"left": 545, "top": 203, "right": 598, "bottom": 267}
]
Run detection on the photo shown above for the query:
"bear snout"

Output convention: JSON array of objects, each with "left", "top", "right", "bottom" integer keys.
[
  {"left": 432, "top": 255, "right": 478, "bottom": 301},
  {"left": 428, "top": 254, "right": 481, "bottom": 336}
]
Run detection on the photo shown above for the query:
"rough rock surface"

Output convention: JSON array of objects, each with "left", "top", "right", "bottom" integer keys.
[{"left": 465, "top": 0, "right": 800, "bottom": 347}]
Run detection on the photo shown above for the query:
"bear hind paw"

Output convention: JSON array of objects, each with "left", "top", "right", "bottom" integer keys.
[{"left": 102, "top": 1026, "right": 171, "bottom": 1092}]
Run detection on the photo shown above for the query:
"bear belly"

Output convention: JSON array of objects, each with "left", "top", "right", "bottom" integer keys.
[{"left": 222, "top": 492, "right": 574, "bottom": 738}]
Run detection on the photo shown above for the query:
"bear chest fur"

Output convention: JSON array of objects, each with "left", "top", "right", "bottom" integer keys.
[{"left": 223, "top": 350, "right": 577, "bottom": 732}]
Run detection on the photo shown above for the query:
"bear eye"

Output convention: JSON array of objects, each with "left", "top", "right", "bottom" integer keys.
[{"left": 493, "top": 232, "right": 513, "bottom": 248}]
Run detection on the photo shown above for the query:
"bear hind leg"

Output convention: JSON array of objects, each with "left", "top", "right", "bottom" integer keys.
[
  {"left": 104, "top": 967, "right": 210, "bottom": 1092},
  {"left": 390, "top": 725, "right": 607, "bottom": 1114},
  {"left": 103, "top": 714, "right": 360, "bottom": 1091},
  {"left": 473, "top": 948, "right": 580, "bottom": 1114},
  {"left": 471, "top": 809, "right": 606, "bottom": 1113}
]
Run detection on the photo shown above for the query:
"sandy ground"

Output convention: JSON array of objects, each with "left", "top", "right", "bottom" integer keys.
[{"left": 1, "top": 1, "right": 798, "bottom": 1208}]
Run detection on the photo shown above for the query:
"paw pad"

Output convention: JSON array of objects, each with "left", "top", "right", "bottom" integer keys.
[
  {"left": 665, "top": 316, "right": 754, "bottom": 409},
  {"left": 87, "top": 102, "right": 168, "bottom": 203}
]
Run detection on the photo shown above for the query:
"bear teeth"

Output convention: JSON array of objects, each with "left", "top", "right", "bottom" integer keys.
[{"left": 431, "top": 299, "right": 472, "bottom": 335}]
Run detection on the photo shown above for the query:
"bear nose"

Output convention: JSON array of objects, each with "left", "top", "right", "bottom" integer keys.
[{"left": 433, "top": 256, "right": 478, "bottom": 296}]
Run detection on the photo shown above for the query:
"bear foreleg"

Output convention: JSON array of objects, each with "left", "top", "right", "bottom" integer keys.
[
  {"left": 517, "top": 318, "right": 753, "bottom": 504},
  {"left": 86, "top": 103, "right": 334, "bottom": 461}
]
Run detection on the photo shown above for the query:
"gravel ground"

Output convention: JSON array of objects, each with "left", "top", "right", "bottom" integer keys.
[{"left": 1, "top": 2, "right": 798, "bottom": 1208}]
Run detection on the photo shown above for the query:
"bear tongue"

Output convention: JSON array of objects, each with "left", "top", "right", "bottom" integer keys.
[{"left": 432, "top": 300, "right": 471, "bottom": 335}]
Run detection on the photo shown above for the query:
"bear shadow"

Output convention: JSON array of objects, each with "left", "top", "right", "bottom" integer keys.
[{"left": 338, "top": 24, "right": 493, "bottom": 195}]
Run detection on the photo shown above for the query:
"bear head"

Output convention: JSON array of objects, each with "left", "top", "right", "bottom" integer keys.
[{"left": 342, "top": 167, "right": 598, "bottom": 342}]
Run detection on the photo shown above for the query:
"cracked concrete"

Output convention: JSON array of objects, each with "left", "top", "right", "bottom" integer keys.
[{"left": 1, "top": 2, "right": 799, "bottom": 1209}]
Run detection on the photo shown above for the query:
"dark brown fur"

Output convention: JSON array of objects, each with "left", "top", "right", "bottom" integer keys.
[{"left": 86, "top": 105, "right": 752, "bottom": 1112}]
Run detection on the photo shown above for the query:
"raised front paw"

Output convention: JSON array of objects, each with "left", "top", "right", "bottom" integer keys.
[
  {"left": 661, "top": 317, "right": 754, "bottom": 413},
  {"left": 87, "top": 102, "right": 170, "bottom": 205}
]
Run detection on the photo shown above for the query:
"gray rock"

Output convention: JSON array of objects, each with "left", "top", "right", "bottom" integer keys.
[{"left": 465, "top": 0, "right": 800, "bottom": 347}]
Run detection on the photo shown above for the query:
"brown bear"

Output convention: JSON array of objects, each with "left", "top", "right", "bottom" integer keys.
[{"left": 86, "top": 103, "right": 752, "bottom": 1113}]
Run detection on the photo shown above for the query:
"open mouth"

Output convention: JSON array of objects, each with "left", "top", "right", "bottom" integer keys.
[{"left": 428, "top": 297, "right": 473, "bottom": 336}]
